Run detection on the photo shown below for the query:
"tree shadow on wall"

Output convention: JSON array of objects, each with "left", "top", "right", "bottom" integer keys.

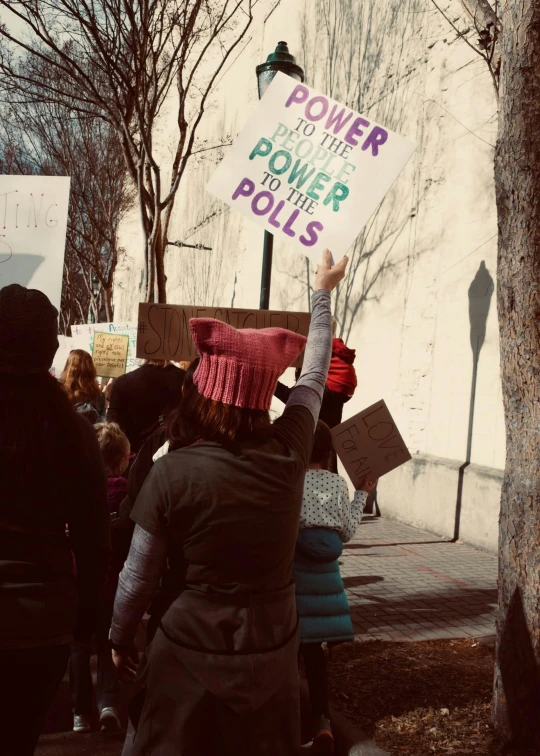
[
  {"left": 278, "top": 0, "right": 427, "bottom": 334},
  {"left": 453, "top": 260, "right": 494, "bottom": 542}
]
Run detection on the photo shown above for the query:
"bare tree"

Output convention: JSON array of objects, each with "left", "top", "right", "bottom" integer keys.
[
  {"left": 0, "top": 0, "right": 256, "bottom": 303},
  {"left": 429, "top": 0, "right": 501, "bottom": 97},
  {"left": 0, "top": 86, "right": 130, "bottom": 328},
  {"left": 491, "top": 0, "right": 540, "bottom": 748}
]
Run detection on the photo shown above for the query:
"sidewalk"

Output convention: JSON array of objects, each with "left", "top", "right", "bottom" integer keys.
[
  {"left": 342, "top": 516, "right": 498, "bottom": 642},
  {"left": 37, "top": 517, "right": 498, "bottom": 755}
]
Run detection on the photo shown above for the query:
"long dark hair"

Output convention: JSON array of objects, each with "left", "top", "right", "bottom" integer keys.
[
  {"left": 0, "top": 372, "right": 85, "bottom": 519},
  {"left": 61, "top": 349, "right": 101, "bottom": 406},
  {"left": 167, "top": 358, "right": 271, "bottom": 450}
]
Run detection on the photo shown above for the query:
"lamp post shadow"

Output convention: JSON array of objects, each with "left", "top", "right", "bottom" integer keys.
[{"left": 453, "top": 260, "right": 494, "bottom": 542}]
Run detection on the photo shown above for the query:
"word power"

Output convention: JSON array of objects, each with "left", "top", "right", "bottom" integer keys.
[
  {"left": 207, "top": 72, "right": 416, "bottom": 262},
  {"left": 137, "top": 303, "right": 311, "bottom": 368},
  {"left": 332, "top": 400, "right": 411, "bottom": 486}
]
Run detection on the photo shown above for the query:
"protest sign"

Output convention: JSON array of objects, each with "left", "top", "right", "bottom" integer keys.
[
  {"left": 92, "top": 332, "right": 129, "bottom": 378},
  {"left": 207, "top": 72, "right": 416, "bottom": 261},
  {"left": 0, "top": 175, "right": 70, "bottom": 309},
  {"left": 137, "top": 303, "right": 310, "bottom": 366},
  {"left": 71, "top": 322, "right": 143, "bottom": 372},
  {"left": 50, "top": 335, "right": 74, "bottom": 379},
  {"left": 332, "top": 400, "right": 411, "bottom": 486}
]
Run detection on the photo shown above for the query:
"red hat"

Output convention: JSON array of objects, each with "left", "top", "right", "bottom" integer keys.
[
  {"left": 326, "top": 337, "right": 357, "bottom": 396},
  {"left": 190, "top": 318, "right": 307, "bottom": 410}
]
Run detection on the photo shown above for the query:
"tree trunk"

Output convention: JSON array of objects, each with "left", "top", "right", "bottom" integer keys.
[
  {"left": 493, "top": 0, "right": 540, "bottom": 747},
  {"left": 155, "top": 237, "right": 168, "bottom": 304}
]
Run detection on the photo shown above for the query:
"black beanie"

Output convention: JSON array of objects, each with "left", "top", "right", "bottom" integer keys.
[{"left": 0, "top": 284, "right": 59, "bottom": 375}]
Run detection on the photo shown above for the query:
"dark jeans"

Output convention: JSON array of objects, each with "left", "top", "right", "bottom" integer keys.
[
  {"left": 0, "top": 643, "right": 69, "bottom": 755},
  {"left": 300, "top": 642, "right": 329, "bottom": 719},
  {"left": 70, "top": 602, "right": 119, "bottom": 715}
]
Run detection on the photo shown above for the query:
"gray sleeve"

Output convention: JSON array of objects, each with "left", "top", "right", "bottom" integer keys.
[
  {"left": 285, "top": 289, "right": 332, "bottom": 426},
  {"left": 110, "top": 524, "right": 168, "bottom": 647}
]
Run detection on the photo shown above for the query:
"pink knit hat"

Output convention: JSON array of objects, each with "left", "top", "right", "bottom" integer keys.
[{"left": 190, "top": 318, "right": 307, "bottom": 410}]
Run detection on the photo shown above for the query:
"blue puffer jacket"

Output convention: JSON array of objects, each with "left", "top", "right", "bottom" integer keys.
[{"left": 293, "top": 527, "right": 354, "bottom": 644}]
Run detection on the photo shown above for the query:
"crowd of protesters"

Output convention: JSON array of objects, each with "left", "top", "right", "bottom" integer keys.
[{"left": 0, "top": 250, "right": 378, "bottom": 756}]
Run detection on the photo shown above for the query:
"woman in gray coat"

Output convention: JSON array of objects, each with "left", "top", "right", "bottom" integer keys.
[{"left": 109, "top": 251, "right": 348, "bottom": 755}]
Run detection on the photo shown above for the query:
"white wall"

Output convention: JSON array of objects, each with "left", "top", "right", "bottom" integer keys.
[{"left": 113, "top": 0, "right": 504, "bottom": 550}]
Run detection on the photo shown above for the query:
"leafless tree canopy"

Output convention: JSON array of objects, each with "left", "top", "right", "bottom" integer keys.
[
  {"left": 0, "top": 71, "right": 131, "bottom": 332},
  {"left": 0, "top": 0, "right": 255, "bottom": 303}
]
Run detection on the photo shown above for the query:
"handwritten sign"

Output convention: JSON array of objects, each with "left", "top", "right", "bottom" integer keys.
[
  {"left": 0, "top": 176, "right": 70, "bottom": 309},
  {"left": 207, "top": 72, "right": 416, "bottom": 261},
  {"left": 332, "top": 400, "right": 411, "bottom": 486},
  {"left": 137, "top": 303, "right": 311, "bottom": 367},
  {"left": 71, "top": 322, "right": 143, "bottom": 372},
  {"left": 92, "top": 332, "right": 129, "bottom": 378}
]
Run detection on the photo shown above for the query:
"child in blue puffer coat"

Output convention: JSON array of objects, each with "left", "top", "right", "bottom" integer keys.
[{"left": 295, "top": 420, "right": 377, "bottom": 755}]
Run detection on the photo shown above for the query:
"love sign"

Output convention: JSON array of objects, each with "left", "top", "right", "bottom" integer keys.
[
  {"left": 207, "top": 72, "right": 416, "bottom": 260},
  {"left": 332, "top": 400, "right": 411, "bottom": 486}
]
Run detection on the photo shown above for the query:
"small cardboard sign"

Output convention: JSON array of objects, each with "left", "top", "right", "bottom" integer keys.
[
  {"left": 92, "top": 332, "right": 129, "bottom": 378},
  {"left": 71, "top": 322, "right": 143, "bottom": 373},
  {"left": 332, "top": 400, "right": 411, "bottom": 486},
  {"left": 207, "top": 72, "right": 416, "bottom": 261},
  {"left": 136, "top": 303, "right": 311, "bottom": 366}
]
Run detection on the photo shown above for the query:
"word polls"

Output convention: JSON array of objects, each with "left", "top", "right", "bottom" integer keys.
[
  {"left": 207, "top": 72, "right": 416, "bottom": 262},
  {"left": 0, "top": 175, "right": 70, "bottom": 310},
  {"left": 137, "top": 303, "right": 311, "bottom": 367},
  {"left": 92, "top": 332, "right": 129, "bottom": 378},
  {"left": 332, "top": 400, "right": 411, "bottom": 486}
]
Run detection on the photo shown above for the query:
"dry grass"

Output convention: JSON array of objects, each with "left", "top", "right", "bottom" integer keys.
[{"left": 327, "top": 639, "right": 536, "bottom": 756}]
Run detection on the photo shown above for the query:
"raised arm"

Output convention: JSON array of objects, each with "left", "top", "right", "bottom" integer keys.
[
  {"left": 285, "top": 251, "right": 348, "bottom": 427},
  {"left": 339, "top": 477, "right": 378, "bottom": 543}
]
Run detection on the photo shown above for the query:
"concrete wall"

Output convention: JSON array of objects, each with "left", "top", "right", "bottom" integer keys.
[
  {"left": 381, "top": 454, "right": 502, "bottom": 552},
  {"left": 113, "top": 0, "right": 504, "bottom": 552}
]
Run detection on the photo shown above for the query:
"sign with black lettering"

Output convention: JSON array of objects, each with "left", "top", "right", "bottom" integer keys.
[
  {"left": 137, "top": 304, "right": 311, "bottom": 367},
  {"left": 332, "top": 400, "right": 411, "bottom": 486},
  {"left": 93, "top": 332, "right": 129, "bottom": 378}
]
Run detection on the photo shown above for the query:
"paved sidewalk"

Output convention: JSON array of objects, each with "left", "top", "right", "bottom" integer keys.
[{"left": 342, "top": 516, "right": 498, "bottom": 642}]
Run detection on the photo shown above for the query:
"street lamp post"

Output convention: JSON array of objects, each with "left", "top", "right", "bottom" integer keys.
[
  {"left": 91, "top": 272, "right": 99, "bottom": 324},
  {"left": 256, "top": 42, "right": 304, "bottom": 310}
]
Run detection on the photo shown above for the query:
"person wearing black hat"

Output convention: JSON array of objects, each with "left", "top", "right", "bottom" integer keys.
[{"left": 0, "top": 284, "right": 110, "bottom": 754}]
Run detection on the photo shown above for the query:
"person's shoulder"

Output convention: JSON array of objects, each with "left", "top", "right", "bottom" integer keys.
[
  {"left": 111, "top": 370, "right": 131, "bottom": 389},
  {"left": 164, "top": 364, "right": 186, "bottom": 383}
]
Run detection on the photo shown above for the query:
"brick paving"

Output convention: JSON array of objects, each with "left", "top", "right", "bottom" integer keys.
[{"left": 342, "top": 516, "right": 498, "bottom": 642}]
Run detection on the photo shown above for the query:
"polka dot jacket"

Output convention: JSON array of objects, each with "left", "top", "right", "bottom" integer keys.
[{"left": 299, "top": 469, "right": 368, "bottom": 543}]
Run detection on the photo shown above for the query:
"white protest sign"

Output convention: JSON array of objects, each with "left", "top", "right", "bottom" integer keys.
[
  {"left": 50, "top": 335, "right": 74, "bottom": 379},
  {"left": 207, "top": 72, "right": 416, "bottom": 260},
  {"left": 0, "top": 176, "right": 70, "bottom": 309},
  {"left": 71, "top": 322, "right": 143, "bottom": 373}
]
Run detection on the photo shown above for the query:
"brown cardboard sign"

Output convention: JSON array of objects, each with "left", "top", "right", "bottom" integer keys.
[
  {"left": 137, "top": 304, "right": 311, "bottom": 366},
  {"left": 93, "top": 331, "right": 129, "bottom": 378},
  {"left": 331, "top": 400, "right": 411, "bottom": 487}
]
